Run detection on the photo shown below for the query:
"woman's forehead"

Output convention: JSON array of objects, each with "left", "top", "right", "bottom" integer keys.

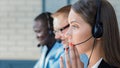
[{"left": 68, "top": 9, "right": 86, "bottom": 24}]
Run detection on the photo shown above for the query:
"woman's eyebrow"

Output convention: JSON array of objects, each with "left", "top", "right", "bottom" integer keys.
[{"left": 70, "top": 20, "right": 80, "bottom": 24}]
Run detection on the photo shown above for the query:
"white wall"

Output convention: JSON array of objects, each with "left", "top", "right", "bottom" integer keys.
[
  {"left": 0, "top": 0, "right": 119, "bottom": 60},
  {"left": 108, "top": 0, "right": 120, "bottom": 30},
  {"left": 0, "top": 0, "right": 41, "bottom": 60}
]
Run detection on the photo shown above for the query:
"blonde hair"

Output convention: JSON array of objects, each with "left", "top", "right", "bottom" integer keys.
[{"left": 52, "top": 5, "right": 71, "bottom": 18}]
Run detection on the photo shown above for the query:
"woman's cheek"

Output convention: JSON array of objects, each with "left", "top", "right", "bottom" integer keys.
[{"left": 71, "top": 32, "right": 81, "bottom": 44}]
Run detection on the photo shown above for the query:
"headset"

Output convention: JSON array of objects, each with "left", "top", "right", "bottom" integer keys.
[
  {"left": 74, "top": 0, "right": 103, "bottom": 66},
  {"left": 87, "top": 0, "right": 103, "bottom": 66},
  {"left": 45, "top": 13, "right": 53, "bottom": 35},
  {"left": 92, "top": 0, "right": 103, "bottom": 38},
  {"left": 74, "top": 0, "right": 103, "bottom": 46}
]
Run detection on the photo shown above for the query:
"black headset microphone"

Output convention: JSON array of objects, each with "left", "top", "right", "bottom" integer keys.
[
  {"left": 73, "top": 36, "right": 93, "bottom": 46},
  {"left": 72, "top": 0, "right": 103, "bottom": 67}
]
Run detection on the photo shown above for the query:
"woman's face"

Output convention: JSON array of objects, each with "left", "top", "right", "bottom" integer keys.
[{"left": 66, "top": 8, "right": 94, "bottom": 54}]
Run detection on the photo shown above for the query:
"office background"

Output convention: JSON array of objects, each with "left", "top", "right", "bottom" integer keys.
[{"left": 0, "top": 0, "right": 120, "bottom": 68}]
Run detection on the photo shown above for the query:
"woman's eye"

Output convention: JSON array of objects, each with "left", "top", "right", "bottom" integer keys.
[{"left": 71, "top": 25, "right": 79, "bottom": 29}]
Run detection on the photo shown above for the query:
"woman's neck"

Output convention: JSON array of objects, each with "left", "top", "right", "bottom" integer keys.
[{"left": 87, "top": 40, "right": 104, "bottom": 68}]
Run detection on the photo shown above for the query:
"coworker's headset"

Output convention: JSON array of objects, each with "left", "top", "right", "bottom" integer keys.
[
  {"left": 92, "top": 0, "right": 103, "bottom": 38},
  {"left": 45, "top": 13, "right": 53, "bottom": 35}
]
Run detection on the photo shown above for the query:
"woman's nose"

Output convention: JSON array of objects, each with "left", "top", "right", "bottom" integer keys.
[{"left": 65, "top": 27, "right": 72, "bottom": 40}]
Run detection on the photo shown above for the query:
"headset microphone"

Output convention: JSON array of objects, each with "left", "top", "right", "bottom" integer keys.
[
  {"left": 64, "top": 36, "right": 93, "bottom": 50},
  {"left": 37, "top": 44, "right": 41, "bottom": 47},
  {"left": 73, "top": 36, "right": 93, "bottom": 46}
]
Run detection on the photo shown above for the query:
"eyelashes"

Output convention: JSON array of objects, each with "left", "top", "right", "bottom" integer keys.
[{"left": 71, "top": 24, "right": 79, "bottom": 30}]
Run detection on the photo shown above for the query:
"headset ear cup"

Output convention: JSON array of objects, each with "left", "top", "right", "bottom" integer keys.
[{"left": 92, "top": 22, "right": 103, "bottom": 38}]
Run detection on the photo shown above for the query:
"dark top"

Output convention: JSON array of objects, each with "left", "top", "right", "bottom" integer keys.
[{"left": 98, "top": 60, "right": 117, "bottom": 68}]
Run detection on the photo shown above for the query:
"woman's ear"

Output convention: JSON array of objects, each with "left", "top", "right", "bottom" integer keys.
[{"left": 96, "top": 37, "right": 102, "bottom": 41}]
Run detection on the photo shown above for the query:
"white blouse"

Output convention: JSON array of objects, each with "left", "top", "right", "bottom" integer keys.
[{"left": 92, "top": 58, "right": 103, "bottom": 68}]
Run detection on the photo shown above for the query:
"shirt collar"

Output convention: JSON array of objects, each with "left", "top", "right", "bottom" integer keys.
[{"left": 92, "top": 58, "right": 103, "bottom": 68}]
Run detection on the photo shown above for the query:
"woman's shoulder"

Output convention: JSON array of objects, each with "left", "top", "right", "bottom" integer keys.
[{"left": 98, "top": 60, "right": 117, "bottom": 68}]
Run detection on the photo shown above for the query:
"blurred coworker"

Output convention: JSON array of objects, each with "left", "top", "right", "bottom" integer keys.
[
  {"left": 52, "top": 5, "right": 71, "bottom": 68},
  {"left": 52, "top": 5, "right": 71, "bottom": 47},
  {"left": 52, "top": 5, "right": 89, "bottom": 68},
  {"left": 33, "top": 12, "right": 63, "bottom": 68}
]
